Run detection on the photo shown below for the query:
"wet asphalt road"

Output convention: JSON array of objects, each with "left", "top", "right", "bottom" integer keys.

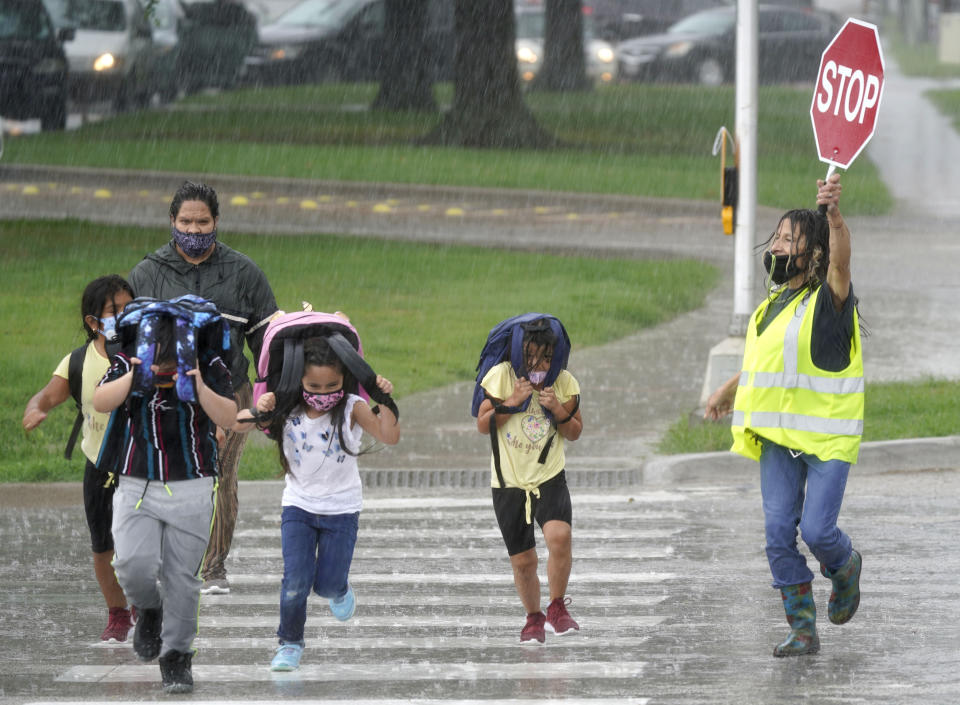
[{"left": 1, "top": 464, "right": 958, "bottom": 704}]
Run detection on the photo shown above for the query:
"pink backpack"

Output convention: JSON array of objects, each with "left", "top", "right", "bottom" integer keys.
[{"left": 253, "top": 310, "right": 398, "bottom": 422}]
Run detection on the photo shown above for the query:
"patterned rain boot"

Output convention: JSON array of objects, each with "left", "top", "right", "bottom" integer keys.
[
  {"left": 773, "top": 582, "right": 820, "bottom": 657},
  {"left": 820, "top": 549, "right": 862, "bottom": 625}
]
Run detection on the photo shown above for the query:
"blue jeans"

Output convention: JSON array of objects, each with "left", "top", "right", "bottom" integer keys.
[
  {"left": 760, "top": 441, "right": 853, "bottom": 589},
  {"left": 277, "top": 505, "right": 358, "bottom": 645}
]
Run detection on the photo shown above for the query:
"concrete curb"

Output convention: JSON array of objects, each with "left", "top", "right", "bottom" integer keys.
[
  {"left": 642, "top": 435, "right": 960, "bottom": 485},
  {"left": 352, "top": 436, "right": 960, "bottom": 489}
]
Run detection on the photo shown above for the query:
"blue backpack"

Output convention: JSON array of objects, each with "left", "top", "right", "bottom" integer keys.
[
  {"left": 470, "top": 313, "right": 570, "bottom": 418},
  {"left": 470, "top": 314, "right": 575, "bottom": 487}
]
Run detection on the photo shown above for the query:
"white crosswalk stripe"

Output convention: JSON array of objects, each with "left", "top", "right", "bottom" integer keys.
[{"left": 47, "top": 487, "right": 704, "bottom": 702}]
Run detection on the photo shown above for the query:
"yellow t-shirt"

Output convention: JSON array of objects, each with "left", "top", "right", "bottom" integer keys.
[
  {"left": 53, "top": 343, "right": 111, "bottom": 464},
  {"left": 480, "top": 361, "right": 580, "bottom": 490}
]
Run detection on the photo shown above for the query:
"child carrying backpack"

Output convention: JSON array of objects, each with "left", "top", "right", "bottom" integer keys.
[
  {"left": 22, "top": 275, "right": 135, "bottom": 643},
  {"left": 472, "top": 313, "right": 583, "bottom": 645},
  {"left": 234, "top": 308, "right": 399, "bottom": 672},
  {"left": 93, "top": 294, "right": 238, "bottom": 695}
]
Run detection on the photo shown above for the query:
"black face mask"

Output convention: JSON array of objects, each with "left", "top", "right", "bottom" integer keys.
[{"left": 763, "top": 251, "right": 803, "bottom": 285}]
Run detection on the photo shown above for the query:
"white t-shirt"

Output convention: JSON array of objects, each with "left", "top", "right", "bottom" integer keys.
[{"left": 281, "top": 394, "right": 365, "bottom": 515}]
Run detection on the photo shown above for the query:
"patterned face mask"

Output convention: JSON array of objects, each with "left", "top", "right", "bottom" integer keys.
[
  {"left": 527, "top": 370, "right": 547, "bottom": 385},
  {"left": 172, "top": 226, "right": 217, "bottom": 258},
  {"left": 302, "top": 388, "right": 344, "bottom": 412},
  {"left": 99, "top": 315, "right": 118, "bottom": 342}
]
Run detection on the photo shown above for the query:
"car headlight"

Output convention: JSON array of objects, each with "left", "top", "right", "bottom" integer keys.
[
  {"left": 93, "top": 53, "right": 116, "bottom": 71},
  {"left": 33, "top": 58, "right": 66, "bottom": 74},
  {"left": 517, "top": 46, "right": 538, "bottom": 64},
  {"left": 595, "top": 46, "right": 615, "bottom": 63},
  {"left": 269, "top": 45, "right": 303, "bottom": 61},
  {"left": 665, "top": 41, "right": 693, "bottom": 58}
]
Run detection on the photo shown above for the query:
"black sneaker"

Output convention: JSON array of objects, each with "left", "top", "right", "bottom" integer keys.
[
  {"left": 158, "top": 650, "right": 193, "bottom": 694},
  {"left": 133, "top": 605, "right": 162, "bottom": 661}
]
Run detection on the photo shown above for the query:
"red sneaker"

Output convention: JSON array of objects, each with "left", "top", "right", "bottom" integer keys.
[
  {"left": 520, "top": 611, "right": 546, "bottom": 644},
  {"left": 545, "top": 597, "right": 580, "bottom": 635},
  {"left": 101, "top": 607, "right": 133, "bottom": 642}
]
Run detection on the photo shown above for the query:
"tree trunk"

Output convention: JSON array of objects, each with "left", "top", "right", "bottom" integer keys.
[
  {"left": 531, "top": 0, "right": 591, "bottom": 92},
  {"left": 372, "top": 0, "right": 438, "bottom": 112},
  {"left": 425, "top": 0, "right": 556, "bottom": 148}
]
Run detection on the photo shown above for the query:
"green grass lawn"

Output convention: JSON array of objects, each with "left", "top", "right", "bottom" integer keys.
[
  {"left": 659, "top": 378, "right": 960, "bottom": 455},
  {"left": 927, "top": 88, "right": 960, "bottom": 131},
  {"left": 2, "top": 83, "right": 891, "bottom": 215},
  {"left": 2, "top": 218, "right": 719, "bottom": 481}
]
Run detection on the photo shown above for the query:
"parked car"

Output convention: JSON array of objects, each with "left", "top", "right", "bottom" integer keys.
[
  {"left": 617, "top": 4, "right": 839, "bottom": 85},
  {"left": 586, "top": 0, "right": 731, "bottom": 42},
  {"left": 245, "top": 0, "right": 454, "bottom": 85},
  {"left": 515, "top": 5, "right": 617, "bottom": 86},
  {"left": 178, "top": 0, "right": 258, "bottom": 92},
  {"left": 43, "top": 0, "right": 182, "bottom": 108},
  {"left": 0, "top": 0, "right": 73, "bottom": 129}
]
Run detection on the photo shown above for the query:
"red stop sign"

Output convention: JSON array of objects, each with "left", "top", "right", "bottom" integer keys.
[{"left": 810, "top": 18, "right": 885, "bottom": 169}]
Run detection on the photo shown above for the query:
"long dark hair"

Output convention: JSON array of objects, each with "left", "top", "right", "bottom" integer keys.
[
  {"left": 757, "top": 209, "right": 829, "bottom": 299},
  {"left": 264, "top": 337, "right": 362, "bottom": 475},
  {"left": 81, "top": 275, "right": 134, "bottom": 341},
  {"left": 757, "top": 208, "right": 868, "bottom": 336}
]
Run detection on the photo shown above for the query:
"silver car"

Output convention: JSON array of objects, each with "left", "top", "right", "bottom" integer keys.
[
  {"left": 44, "top": 0, "right": 182, "bottom": 108},
  {"left": 515, "top": 6, "right": 617, "bottom": 87}
]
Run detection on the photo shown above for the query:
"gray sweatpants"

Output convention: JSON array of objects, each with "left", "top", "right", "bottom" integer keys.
[{"left": 112, "top": 475, "right": 215, "bottom": 655}]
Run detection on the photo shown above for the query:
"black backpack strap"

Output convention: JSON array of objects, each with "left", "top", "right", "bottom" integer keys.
[
  {"left": 489, "top": 413, "right": 505, "bottom": 489},
  {"left": 64, "top": 344, "right": 88, "bottom": 460},
  {"left": 488, "top": 398, "right": 525, "bottom": 489},
  {"left": 326, "top": 332, "right": 400, "bottom": 420}
]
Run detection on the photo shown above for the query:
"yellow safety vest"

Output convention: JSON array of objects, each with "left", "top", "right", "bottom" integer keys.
[{"left": 731, "top": 286, "right": 864, "bottom": 463}]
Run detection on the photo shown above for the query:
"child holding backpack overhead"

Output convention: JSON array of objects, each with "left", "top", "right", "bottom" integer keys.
[
  {"left": 93, "top": 295, "right": 238, "bottom": 695},
  {"left": 234, "top": 311, "right": 400, "bottom": 672},
  {"left": 472, "top": 314, "right": 583, "bottom": 644},
  {"left": 22, "top": 274, "right": 135, "bottom": 643}
]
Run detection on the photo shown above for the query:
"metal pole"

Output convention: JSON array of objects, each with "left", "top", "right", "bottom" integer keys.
[{"left": 732, "top": 0, "right": 758, "bottom": 336}]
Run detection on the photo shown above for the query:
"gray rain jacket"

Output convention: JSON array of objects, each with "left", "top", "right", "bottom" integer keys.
[{"left": 128, "top": 241, "right": 278, "bottom": 390}]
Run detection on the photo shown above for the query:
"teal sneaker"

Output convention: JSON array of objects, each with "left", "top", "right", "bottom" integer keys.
[
  {"left": 270, "top": 643, "right": 303, "bottom": 671},
  {"left": 329, "top": 585, "right": 356, "bottom": 621}
]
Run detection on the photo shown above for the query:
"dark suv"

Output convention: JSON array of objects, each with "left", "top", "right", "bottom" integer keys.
[
  {"left": 0, "top": 0, "right": 73, "bottom": 130},
  {"left": 244, "top": 0, "right": 454, "bottom": 85}
]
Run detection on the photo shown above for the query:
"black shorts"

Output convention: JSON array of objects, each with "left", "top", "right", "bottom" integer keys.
[
  {"left": 82, "top": 459, "right": 117, "bottom": 554},
  {"left": 491, "top": 470, "right": 572, "bottom": 556}
]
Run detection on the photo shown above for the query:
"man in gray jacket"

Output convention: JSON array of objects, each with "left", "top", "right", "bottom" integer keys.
[{"left": 128, "top": 181, "right": 278, "bottom": 594}]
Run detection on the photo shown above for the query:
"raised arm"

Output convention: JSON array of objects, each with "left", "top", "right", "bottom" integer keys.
[
  {"left": 352, "top": 376, "right": 400, "bottom": 445},
  {"left": 818, "top": 173, "right": 851, "bottom": 310},
  {"left": 188, "top": 368, "right": 239, "bottom": 429}
]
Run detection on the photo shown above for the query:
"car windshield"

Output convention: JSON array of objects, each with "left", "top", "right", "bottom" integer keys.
[
  {"left": 667, "top": 9, "right": 734, "bottom": 35},
  {"left": 0, "top": 0, "right": 52, "bottom": 38},
  {"left": 275, "top": 0, "right": 364, "bottom": 28},
  {"left": 515, "top": 11, "right": 595, "bottom": 40},
  {"left": 44, "top": 0, "right": 126, "bottom": 31}
]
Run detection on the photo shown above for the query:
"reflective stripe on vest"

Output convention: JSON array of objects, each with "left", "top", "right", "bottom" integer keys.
[
  {"left": 731, "top": 287, "right": 864, "bottom": 463},
  {"left": 732, "top": 410, "right": 863, "bottom": 436}
]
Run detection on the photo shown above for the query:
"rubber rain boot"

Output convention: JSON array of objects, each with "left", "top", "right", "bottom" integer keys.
[
  {"left": 820, "top": 548, "right": 862, "bottom": 625},
  {"left": 773, "top": 582, "right": 820, "bottom": 657}
]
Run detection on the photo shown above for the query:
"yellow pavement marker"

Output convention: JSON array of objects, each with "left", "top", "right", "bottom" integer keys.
[{"left": 93, "top": 189, "right": 111, "bottom": 199}]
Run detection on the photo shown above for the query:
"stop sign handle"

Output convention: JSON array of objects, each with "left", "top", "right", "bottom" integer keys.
[{"left": 817, "top": 163, "right": 837, "bottom": 216}]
